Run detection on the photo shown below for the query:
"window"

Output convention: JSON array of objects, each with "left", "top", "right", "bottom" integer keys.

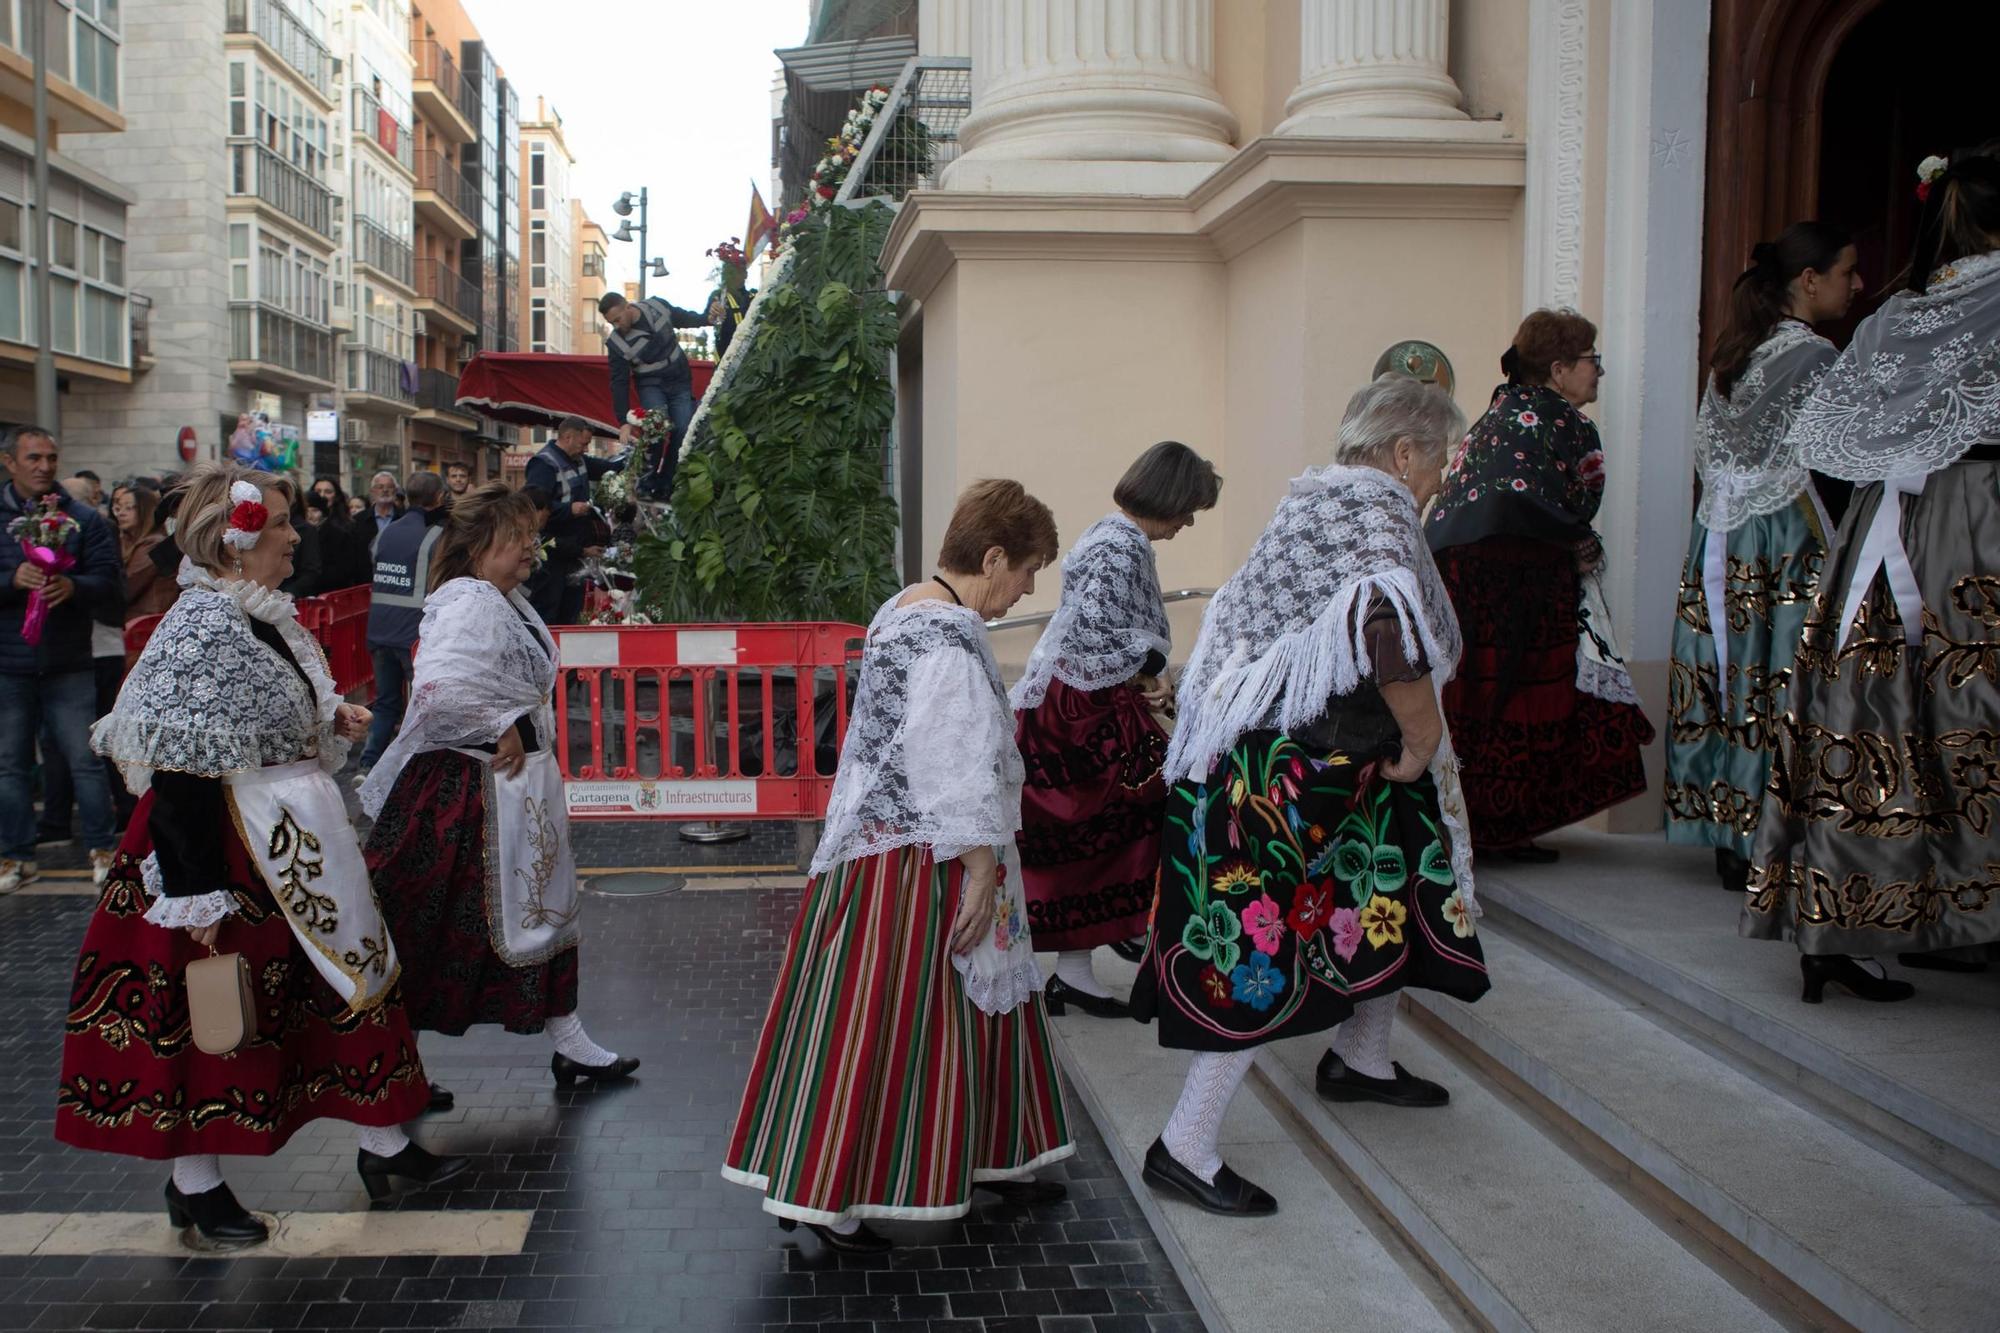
[
  {"left": 530, "top": 296, "right": 545, "bottom": 351},
  {"left": 72, "top": 0, "right": 122, "bottom": 108},
  {"left": 230, "top": 223, "right": 251, "bottom": 300},
  {"left": 52, "top": 277, "right": 77, "bottom": 354},
  {"left": 0, "top": 259, "right": 21, "bottom": 342},
  {"left": 0, "top": 201, "right": 19, "bottom": 252},
  {"left": 52, "top": 219, "right": 77, "bottom": 272},
  {"left": 529, "top": 223, "right": 545, "bottom": 288}
]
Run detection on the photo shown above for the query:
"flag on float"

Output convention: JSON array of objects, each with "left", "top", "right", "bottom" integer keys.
[{"left": 745, "top": 184, "right": 777, "bottom": 261}]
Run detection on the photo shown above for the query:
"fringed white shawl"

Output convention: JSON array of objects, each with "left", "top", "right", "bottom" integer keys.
[
  {"left": 1009, "top": 513, "right": 1170, "bottom": 710},
  {"left": 1166, "top": 465, "right": 1478, "bottom": 910}
]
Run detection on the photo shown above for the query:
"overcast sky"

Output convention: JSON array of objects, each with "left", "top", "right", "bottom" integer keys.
[{"left": 464, "top": 0, "right": 810, "bottom": 309}]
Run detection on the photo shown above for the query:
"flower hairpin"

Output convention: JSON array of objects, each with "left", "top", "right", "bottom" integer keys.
[
  {"left": 1916, "top": 155, "right": 1949, "bottom": 203},
  {"left": 222, "top": 479, "right": 269, "bottom": 551}
]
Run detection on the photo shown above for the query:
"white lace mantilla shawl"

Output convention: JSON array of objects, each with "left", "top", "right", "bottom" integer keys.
[
  {"left": 811, "top": 595, "right": 1024, "bottom": 877},
  {"left": 1789, "top": 250, "right": 2000, "bottom": 481},
  {"left": 1695, "top": 320, "right": 1838, "bottom": 532},
  {"left": 359, "top": 577, "right": 559, "bottom": 819},
  {"left": 1010, "top": 513, "right": 1170, "bottom": 710},
  {"left": 93, "top": 562, "right": 346, "bottom": 792}
]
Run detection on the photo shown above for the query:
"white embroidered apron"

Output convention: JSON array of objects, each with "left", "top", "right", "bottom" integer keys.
[
  {"left": 456, "top": 746, "right": 582, "bottom": 967},
  {"left": 951, "top": 842, "right": 1043, "bottom": 1017},
  {"left": 224, "top": 759, "right": 400, "bottom": 1012}
]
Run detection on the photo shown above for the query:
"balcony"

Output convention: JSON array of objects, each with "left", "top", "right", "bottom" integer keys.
[
  {"left": 415, "top": 257, "right": 478, "bottom": 336},
  {"left": 350, "top": 87, "right": 414, "bottom": 176},
  {"left": 414, "top": 367, "right": 476, "bottom": 427},
  {"left": 353, "top": 218, "right": 413, "bottom": 292},
  {"left": 344, "top": 346, "right": 415, "bottom": 414},
  {"left": 229, "top": 302, "right": 334, "bottom": 390},
  {"left": 413, "top": 149, "right": 478, "bottom": 241},
  {"left": 229, "top": 141, "right": 335, "bottom": 241},
  {"left": 225, "top": 0, "right": 335, "bottom": 106},
  {"left": 412, "top": 40, "right": 478, "bottom": 144}
]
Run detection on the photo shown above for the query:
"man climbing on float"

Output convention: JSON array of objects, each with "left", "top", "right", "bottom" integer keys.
[{"left": 599, "top": 289, "right": 712, "bottom": 501}]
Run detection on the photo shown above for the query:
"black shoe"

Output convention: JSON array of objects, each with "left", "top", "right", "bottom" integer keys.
[
  {"left": 974, "top": 1177, "right": 1069, "bottom": 1206},
  {"left": 1498, "top": 841, "right": 1560, "bottom": 864},
  {"left": 356, "top": 1143, "right": 472, "bottom": 1202},
  {"left": 1109, "top": 937, "right": 1148, "bottom": 963},
  {"left": 426, "top": 1082, "right": 455, "bottom": 1113},
  {"left": 165, "top": 1180, "right": 269, "bottom": 1249},
  {"left": 1140, "top": 1138, "right": 1276, "bottom": 1216},
  {"left": 1801, "top": 955, "right": 1915, "bottom": 1004},
  {"left": 1043, "top": 975, "right": 1130, "bottom": 1019},
  {"left": 550, "top": 1052, "right": 641, "bottom": 1087},
  {"left": 1714, "top": 848, "right": 1751, "bottom": 894},
  {"left": 1896, "top": 951, "right": 1988, "bottom": 974},
  {"left": 1315, "top": 1053, "right": 1450, "bottom": 1107},
  {"left": 777, "top": 1215, "right": 892, "bottom": 1253}
]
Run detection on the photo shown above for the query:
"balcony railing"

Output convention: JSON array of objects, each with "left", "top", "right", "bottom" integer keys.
[
  {"left": 346, "top": 347, "right": 414, "bottom": 406},
  {"left": 413, "top": 40, "right": 480, "bottom": 130},
  {"left": 353, "top": 218, "right": 413, "bottom": 289},
  {"left": 229, "top": 141, "right": 335, "bottom": 239},
  {"left": 414, "top": 150, "right": 480, "bottom": 225},
  {"left": 230, "top": 302, "right": 334, "bottom": 383},
  {"left": 350, "top": 87, "right": 415, "bottom": 174},
  {"left": 225, "top": 0, "right": 335, "bottom": 102},
  {"left": 416, "top": 257, "right": 479, "bottom": 325},
  {"left": 416, "top": 368, "right": 469, "bottom": 416}
]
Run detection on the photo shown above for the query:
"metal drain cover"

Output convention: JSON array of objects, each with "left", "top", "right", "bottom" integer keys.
[{"left": 583, "top": 872, "right": 683, "bottom": 897}]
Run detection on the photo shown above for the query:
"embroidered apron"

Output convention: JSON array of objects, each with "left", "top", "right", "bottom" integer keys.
[
  {"left": 951, "top": 842, "right": 1042, "bottom": 1016},
  {"left": 457, "top": 746, "right": 582, "bottom": 967}
]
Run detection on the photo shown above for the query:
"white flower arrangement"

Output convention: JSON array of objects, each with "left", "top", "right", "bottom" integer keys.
[{"left": 1917, "top": 155, "right": 1949, "bottom": 184}]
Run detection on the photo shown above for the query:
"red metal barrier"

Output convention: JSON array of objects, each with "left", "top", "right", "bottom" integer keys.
[
  {"left": 123, "top": 584, "right": 374, "bottom": 696},
  {"left": 552, "top": 622, "right": 864, "bottom": 822}
]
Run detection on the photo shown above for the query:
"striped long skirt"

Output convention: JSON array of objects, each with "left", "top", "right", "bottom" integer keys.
[{"left": 723, "top": 845, "right": 1075, "bottom": 1225}]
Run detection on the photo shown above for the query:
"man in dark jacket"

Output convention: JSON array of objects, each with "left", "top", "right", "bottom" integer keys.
[
  {"left": 599, "top": 291, "right": 710, "bottom": 500},
  {"left": 356, "top": 470, "right": 447, "bottom": 777},
  {"left": 1, "top": 426, "right": 123, "bottom": 893},
  {"left": 524, "top": 416, "right": 623, "bottom": 625}
]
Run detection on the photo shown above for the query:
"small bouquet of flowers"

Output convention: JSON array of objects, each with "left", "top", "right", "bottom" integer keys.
[
  {"left": 7, "top": 492, "right": 81, "bottom": 646},
  {"left": 603, "top": 408, "right": 674, "bottom": 506}
]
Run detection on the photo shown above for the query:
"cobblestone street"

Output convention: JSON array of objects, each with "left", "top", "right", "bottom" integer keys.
[{"left": 0, "top": 827, "right": 1196, "bottom": 1333}]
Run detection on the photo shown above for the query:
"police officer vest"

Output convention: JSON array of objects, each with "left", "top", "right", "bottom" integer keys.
[
  {"left": 366, "top": 510, "right": 443, "bottom": 650},
  {"left": 606, "top": 300, "right": 688, "bottom": 377}
]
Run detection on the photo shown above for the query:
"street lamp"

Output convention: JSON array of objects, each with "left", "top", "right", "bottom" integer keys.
[{"left": 610, "top": 188, "right": 666, "bottom": 298}]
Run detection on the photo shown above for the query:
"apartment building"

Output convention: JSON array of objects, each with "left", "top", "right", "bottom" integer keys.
[{"left": 572, "top": 202, "right": 606, "bottom": 355}]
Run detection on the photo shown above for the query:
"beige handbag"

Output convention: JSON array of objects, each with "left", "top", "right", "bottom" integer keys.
[{"left": 186, "top": 950, "right": 255, "bottom": 1055}]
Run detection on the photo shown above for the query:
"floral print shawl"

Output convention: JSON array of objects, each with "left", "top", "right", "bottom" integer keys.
[{"left": 1426, "top": 382, "right": 1607, "bottom": 551}]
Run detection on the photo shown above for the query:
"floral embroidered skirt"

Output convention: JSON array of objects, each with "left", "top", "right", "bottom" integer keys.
[
  {"left": 1748, "top": 461, "right": 2000, "bottom": 955},
  {"left": 1016, "top": 678, "right": 1168, "bottom": 951},
  {"left": 1131, "top": 731, "right": 1489, "bottom": 1052},
  {"left": 1434, "top": 536, "right": 1655, "bottom": 846},
  {"left": 723, "top": 845, "right": 1074, "bottom": 1224},
  {"left": 55, "top": 791, "right": 430, "bottom": 1160},
  {"left": 364, "top": 750, "right": 580, "bottom": 1035},
  {"left": 1665, "top": 500, "right": 1822, "bottom": 859}
]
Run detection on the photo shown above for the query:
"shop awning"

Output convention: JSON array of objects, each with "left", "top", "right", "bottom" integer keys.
[{"left": 455, "top": 352, "right": 716, "bottom": 438}]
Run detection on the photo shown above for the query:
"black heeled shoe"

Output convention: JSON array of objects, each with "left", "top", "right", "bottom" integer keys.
[
  {"left": 550, "top": 1052, "right": 641, "bottom": 1087},
  {"left": 1800, "top": 954, "right": 1915, "bottom": 1004},
  {"left": 1042, "top": 975, "right": 1130, "bottom": 1019},
  {"left": 356, "top": 1143, "right": 472, "bottom": 1202},
  {"left": 426, "top": 1082, "right": 455, "bottom": 1113},
  {"left": 165, "top": 1180, "right": 269, "bottom": 1249},
  {"left": 1140, "top": 1138, "right": 1276, "bottom": 1216},
  {"left": 777, "top": 1215, "right": 892, "bottom": 1253},
  {"left": 1714, "top": 848, "right": 1751, "bottom": 894},
  {"left": 974, "top": 1177, "right": 1068, "bottom": 1206},
  {"left": 1109, "top": 937, "right": 1148, "bottom": 963}
]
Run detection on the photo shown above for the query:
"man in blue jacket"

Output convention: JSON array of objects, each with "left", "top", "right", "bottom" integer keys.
[
  {"left": 599, "top": 290, "right": 711, "bottom": 500},
  {"left": 1, "top": 426, "right": 123, "bottom": 893},
  {"left": 524, "top": 416, "right": 624, "bottom": 625},
  {"left": 355, "top": 470, "right": 447, "bottom": 779}
]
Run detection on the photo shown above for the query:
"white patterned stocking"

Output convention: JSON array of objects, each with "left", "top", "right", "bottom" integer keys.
[
  {"left": 1160, "top": 1048, "right": 1256, "bottom": 1185},
  {"left": 1330, "top": 995, "right": 1398, "bottom": 1079}
]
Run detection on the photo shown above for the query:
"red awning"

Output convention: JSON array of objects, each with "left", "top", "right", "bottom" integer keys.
[{"left": 455, "top": 352, "right": 717, "bottom": 438}]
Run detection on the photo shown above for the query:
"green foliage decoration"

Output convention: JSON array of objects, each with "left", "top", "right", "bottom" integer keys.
[{"left": 634, "top": 202, "right": 902, "bottom": 625}]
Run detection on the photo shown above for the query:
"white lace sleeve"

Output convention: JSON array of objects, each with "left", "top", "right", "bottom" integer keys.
[
  {"left": 137, "top": 853, "right": 238, "bottom": 928},
  {"left": 904, "top": 646, "right": 1021, "bottom": 862}
]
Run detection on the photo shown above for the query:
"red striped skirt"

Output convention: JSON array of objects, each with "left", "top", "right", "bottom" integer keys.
[{"left": 722, "top": 845, "right": 1074, "bottom": 1224}]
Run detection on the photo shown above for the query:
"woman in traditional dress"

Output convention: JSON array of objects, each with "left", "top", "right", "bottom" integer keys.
[
  {"left": 56, "top": 461, "right": 466, "bottom": 1249},
  {"left": 361, "top": 484, "right": 636, "bottom": 1093},
  {"left": 1666, "top": 224, "right": 1861, "bottom": 893},
  {"left": 1424, "top": 310, "right": 1656, "bottom": 861},
  {"left": 1748, "top": 148, "right": 2000, "bottom": 1002},
  {"left": 1011, "top": 441, "right": 1221, "bottom": 1014},
  {"left": 1132, "top": 376, "right": 1490, "bottom": 1215},
  {"left": 724, "top": 480, "right": 1075, "bottom": 1253}
]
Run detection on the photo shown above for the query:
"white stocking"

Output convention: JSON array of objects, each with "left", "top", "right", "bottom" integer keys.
[
  {"left": 547, "top": 1012, "right": 617, "bottom": 1066},
  {"left": 172, "top": 1154, "right": 224, "bottom": 1195},
  {"left": 1330, "top": 995, "right": 1398, "bottom": 1079},
  {"left": 1054, "top": 950, "right": 1111, "bottom": 998},
  {"left": 1160, "top": 1048, "right": 1255, "bottom": 1184},
  {"left": 825, "top": 1215, "right": 860, "bottom": 1235},
  {"left": 356, "top": 1125, "right": 410, "bottom": 1157}
]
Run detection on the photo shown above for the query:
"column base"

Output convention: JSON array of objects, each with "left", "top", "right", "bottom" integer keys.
[
  {"left": 1273, "top": 114, "right": 1515, "bottom": 142},
  {"left": 940, "top": 155, "right": 1230, "bottom": 195}
]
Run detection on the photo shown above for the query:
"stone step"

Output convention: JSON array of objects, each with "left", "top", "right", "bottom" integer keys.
[{"left": 1400, "top": 921, "right": 2000, "bottom": 1333}]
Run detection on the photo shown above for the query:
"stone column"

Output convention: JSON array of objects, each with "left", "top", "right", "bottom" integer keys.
[
  {"left": 919, "top": 0, "right": 973, "bottom": 58},
  {"left": 1277, "top": 0, "right": 1468, "bottom": 134},
  {"left": 943, "top": 0, "right": 1239, "bottom": 193}
]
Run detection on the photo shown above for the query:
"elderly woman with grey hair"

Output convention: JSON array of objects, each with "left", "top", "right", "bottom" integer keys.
[{"left": 1131, "top": 375, "right": 1491, "bottom": 1215}]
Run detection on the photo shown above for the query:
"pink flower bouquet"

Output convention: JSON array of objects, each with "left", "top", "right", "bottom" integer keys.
[{"left": 8, "top": 492, "right": 80, "bottom": 646}]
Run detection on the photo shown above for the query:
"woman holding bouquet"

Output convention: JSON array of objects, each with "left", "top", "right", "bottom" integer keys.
[
  {"left": 724, "top": 481, "right": 1074, "bottom": 1253},
  {"left": 361, "top": 484, "right": 636, "bottom": 1092},
  {"left": 1011, "top": 441, "right": 1220, "bottom": 1012},
  {"left": 56, "top": 461, "right": 465, "bottom": 1249}
]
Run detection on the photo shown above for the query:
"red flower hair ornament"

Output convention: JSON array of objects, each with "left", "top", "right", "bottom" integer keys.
[{"left": 222, "top": 479, "right": 269, "bottom": 551}]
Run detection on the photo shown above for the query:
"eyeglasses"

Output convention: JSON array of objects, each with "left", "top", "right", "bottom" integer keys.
[{"left": 1581, "top": 353, "right": 1604, "bottom": 370}]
